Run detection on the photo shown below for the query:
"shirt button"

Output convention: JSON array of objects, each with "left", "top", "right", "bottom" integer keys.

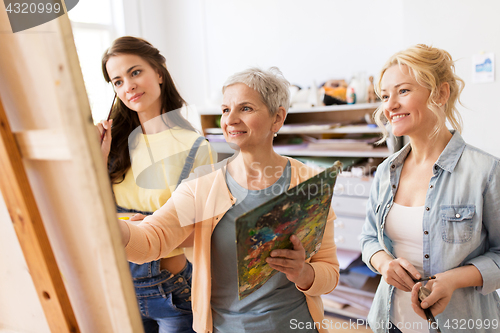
[
  {"left": 425, "top": 254, "right": 430, "bottom": 259},
  {"left": 387, "top": 204, "right": 391, "bottom": 208},
  {"left": 392, "top": 185, "right": 396, "bottom": 189},
  {"left": 429, "top": 185, "right": 434, "bottom": 189},
  {"left": 391, "top": 164, "right": 395, "bottom": 169},
  {"left": 455, "top": 213, "right": 461, "bottom": 218},
  {"left": 426, "top": 207, "right": 430, "bottom": 211},
  {"left": 424, "top": 231, "right": 429, "bottom": 235},
  {"left": 178, "top": 277, "right": 184, "bottom": 283}
]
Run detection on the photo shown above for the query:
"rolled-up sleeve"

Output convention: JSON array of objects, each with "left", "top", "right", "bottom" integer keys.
[
  {"left": 360, "top": 164, "right": 385, "bottom": 273},
  {"left": 467, "top": 160, "right": 500, "bottom": 295}
]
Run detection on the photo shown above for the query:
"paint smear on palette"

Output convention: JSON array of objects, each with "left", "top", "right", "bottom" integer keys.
[{"left": 235, "top": 162, "right": 341, "bottom": 299}]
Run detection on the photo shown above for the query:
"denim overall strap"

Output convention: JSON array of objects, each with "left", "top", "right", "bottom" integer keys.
[
  {"left": 176, "top": 136, "right": 206, "bottom": 188},
  {"left": 116, "top": 205, "right": 152, "bottom": 216}
]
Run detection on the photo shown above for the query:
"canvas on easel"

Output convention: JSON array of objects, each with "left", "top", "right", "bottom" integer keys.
[{"left": 235, "top": 162, "right": 341, "bottom": 299}]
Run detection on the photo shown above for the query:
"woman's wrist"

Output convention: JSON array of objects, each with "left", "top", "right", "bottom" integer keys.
[
  {"left": 296, "top": 262, "right": 314, "bottom": 290},
  {"left": 370, "top": 250, "right": 391, "bottom": 273},
  {"left": 434, "top": 271, "right": 457, "bottom": 292}
]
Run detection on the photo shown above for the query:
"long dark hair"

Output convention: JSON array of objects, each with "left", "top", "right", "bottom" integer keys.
[{"left": 102, "top": 36, "right": 197, "bottom": 184}]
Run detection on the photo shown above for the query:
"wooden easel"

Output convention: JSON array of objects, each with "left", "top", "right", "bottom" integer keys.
[
  {"left": 0, "top": 4, "right": 143, "bottom": 333},
  {"left": 0, "top": 95, "right": 79, "bottom": 332}
]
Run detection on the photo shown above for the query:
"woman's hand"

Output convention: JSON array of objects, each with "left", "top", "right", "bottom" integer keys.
[
  {"left": 96, "top": 119, "right": 113, "bottom": 163},
  {"left": 266, "top": 235, "right": 314, "bottom": 290},
  {"left": 371, "top": 251, "right": 420, "bottom": 292},
  {"left": 130, "top": 213, "right": 147, "bottom": 221},
  {"left": 410, "top": 265, "right": 483, "bottom": 319},
  {"left": 411, "top": 278, "right": 454, "bottom": 319},
  {"left": 380, "top": 257, "right": 421, "bottom": 292}
]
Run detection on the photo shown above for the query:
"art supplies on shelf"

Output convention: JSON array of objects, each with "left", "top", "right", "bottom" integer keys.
[
  {"left": 279, "top": 122, "right": 341, "bottom": 134},
  {"left": 304, "top": 135, "right": 378, "bottom": 151},
  {"left": 272, "top": 144, "right": 391, "bottom": 158},
  {"left": 204, "top": 124, "right": 382, "bottom": 138},
  {"left": 235, "top": 162, "right": 342, "bottom": 299}
]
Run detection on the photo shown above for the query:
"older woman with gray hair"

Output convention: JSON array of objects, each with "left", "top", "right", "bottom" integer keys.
[{"left": 119, "top": 67, "right": 339, "bottom": 333}]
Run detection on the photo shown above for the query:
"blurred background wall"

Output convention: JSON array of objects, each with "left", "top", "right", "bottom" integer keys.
[{"left": 73, "top": 0, "right": 500, "bottom": 157}]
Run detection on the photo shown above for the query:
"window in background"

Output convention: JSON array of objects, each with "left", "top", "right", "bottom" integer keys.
[{"left": 69, "top": 0, "right": 123, "bottom": 123}]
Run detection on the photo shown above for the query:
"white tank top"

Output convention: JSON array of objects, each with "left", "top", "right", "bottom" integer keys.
[{"left": 384, "top": 202, "right": 428, "bottom": 333}]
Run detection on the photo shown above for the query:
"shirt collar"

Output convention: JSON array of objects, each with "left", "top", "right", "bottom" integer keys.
[
  {"left": 388, "top": 141, "right": 411, "bottom": 169},
  {"left": 434, "top": 130, "right": 466, "bottom": 173},
  {"left": 388, "top": 130, "right": 466, "bottom": 173}
]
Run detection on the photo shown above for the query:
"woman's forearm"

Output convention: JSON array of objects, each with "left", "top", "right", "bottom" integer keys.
[
  {"left": 119, "top": 220, "right": 130, "bottom": 246},
  {"left": 440, "top": 264, "right": 483, "bottom": 290}
]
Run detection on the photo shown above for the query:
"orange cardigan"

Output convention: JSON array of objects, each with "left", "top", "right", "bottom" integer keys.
[{"left": 125, "top": 157, "right": 339, "bottom": 333}]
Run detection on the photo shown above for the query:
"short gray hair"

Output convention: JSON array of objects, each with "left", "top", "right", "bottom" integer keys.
[{"left": 222, "top": 67, "right": 291, "bottom": 116}]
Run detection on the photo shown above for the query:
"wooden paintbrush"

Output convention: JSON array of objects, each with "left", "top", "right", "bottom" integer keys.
[{"left": 100, "top": 93, "right": 116, "bottom": 144}]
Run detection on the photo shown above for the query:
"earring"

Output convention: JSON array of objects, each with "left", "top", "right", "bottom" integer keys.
[
  {"left": 437, "top": 103, "right": 442, "bottom": 107},
  {"left": 273, "top": 132, "right": 278, "bottom": 137}
]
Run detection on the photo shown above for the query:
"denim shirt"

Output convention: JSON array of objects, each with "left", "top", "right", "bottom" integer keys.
[{"left": 360, "top": 131, "right": 500, "bottom": 333}]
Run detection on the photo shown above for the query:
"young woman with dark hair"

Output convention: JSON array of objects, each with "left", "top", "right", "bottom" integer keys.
[{"left": 98, "top": 36, "right": 216, "bottom": 333}]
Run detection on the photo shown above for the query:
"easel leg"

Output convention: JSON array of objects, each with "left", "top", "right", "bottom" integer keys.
[{"left": 0, "top": 96, "right": 80, "bottom": 332}]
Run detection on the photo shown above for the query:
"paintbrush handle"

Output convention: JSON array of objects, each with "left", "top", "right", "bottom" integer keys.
[
  {"left": 414, "top": 275, "right": 436, "bottom": 282},
  {"left": 424, "top": 308, "right": 442, "bottom": 333},
  {"left": 100, "top": 94, "right": 116, "bottom": 144},
  {"left": 419, "top": 286, "right": 441, "bottom": 333},
  {"left": 100, "top": 128, "right": 107, "bottom": 143}
]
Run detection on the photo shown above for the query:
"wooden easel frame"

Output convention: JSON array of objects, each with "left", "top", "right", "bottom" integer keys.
[
  {"left": 0, "top": 5, "right": 143, "bottom": 333},
  {"left": 0, "top": 95, "right": 79, "bottom": 332}
]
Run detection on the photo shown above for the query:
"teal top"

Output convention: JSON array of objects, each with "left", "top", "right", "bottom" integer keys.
[{"left": 210, "top": 161, "right": 317, "bottom": 333}]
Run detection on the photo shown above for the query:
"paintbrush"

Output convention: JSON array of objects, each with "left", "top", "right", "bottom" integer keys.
[
  {"left": 100, "top": 93, "right": 116, "bottom": 144},
  {"left": 414, "top": 275, "right": 436, "bottom": 283},
  {"left": 419, "top": 286, "right": 442, "bottom": 333}
]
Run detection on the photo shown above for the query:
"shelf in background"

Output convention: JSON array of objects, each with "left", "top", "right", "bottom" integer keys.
[
  {"left": 288, "top": 102, "right": 381, "bottom": 114},
  {"left": 322, "top": 286, "right": 374, "bottom": 320},
  {"left": 204, "top": 124, "right": 382, "bottom": 136},
  {"left": 322, "top": 274, "right": 380, "bottom": 320},
  {"left": 209, "top": 141, "right": 391, "bottom": 158},
  {"left": 280, "top": 124, "right": 381, "bottom": 135},
  {"left": 198, "top": 102, "right": 381, "bottom": 115},
  {"left": 274, "top": 145, "right": 390, "bottom": 158},
  {"left": 323, "top": 302, "right": 369, "bottom": 320}
]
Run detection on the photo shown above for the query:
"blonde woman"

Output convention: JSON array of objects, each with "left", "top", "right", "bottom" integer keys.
[{"left": 360, "top": 45, "right": 500, "bottom": 333}]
